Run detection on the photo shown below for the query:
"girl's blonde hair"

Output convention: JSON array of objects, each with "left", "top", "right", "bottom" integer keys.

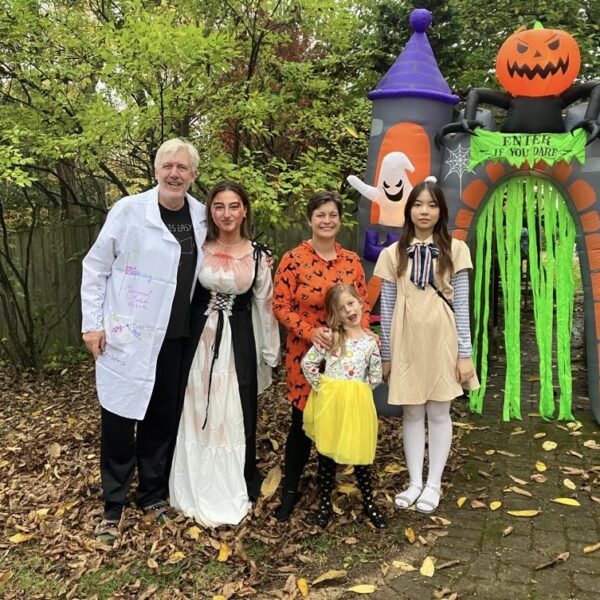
[{"left": 325, "top": 284, "right": 362, "bottom": 357}]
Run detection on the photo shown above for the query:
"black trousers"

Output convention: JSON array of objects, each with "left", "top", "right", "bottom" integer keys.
[
  {"left": 100, "top": 337, "right": 186, "bottom": 519},
  {"left": 281, "top": 404, "right": 313, "bottom": 493}
]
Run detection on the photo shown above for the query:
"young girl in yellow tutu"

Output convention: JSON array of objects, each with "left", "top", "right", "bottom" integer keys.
[{"left": 301, "top": 284, "right": 385, "bottom": 528}]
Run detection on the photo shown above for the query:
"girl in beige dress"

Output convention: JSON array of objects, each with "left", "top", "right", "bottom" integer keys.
[{"left": 374, "top": 177, "right": 479, "bottom": 514}]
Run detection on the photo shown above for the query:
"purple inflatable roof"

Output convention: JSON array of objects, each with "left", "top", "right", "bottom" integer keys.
[{"left": 368, "top": 8, "right": 459, "bottom": 104}]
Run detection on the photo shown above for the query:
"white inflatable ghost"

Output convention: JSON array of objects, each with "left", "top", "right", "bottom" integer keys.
[{"left": 347, "top": 151, "right": 415, "bottom": 227}]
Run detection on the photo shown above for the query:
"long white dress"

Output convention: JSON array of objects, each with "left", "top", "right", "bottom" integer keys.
[{"left": 169, "top": 243, "right": 279, "bottom": 527}]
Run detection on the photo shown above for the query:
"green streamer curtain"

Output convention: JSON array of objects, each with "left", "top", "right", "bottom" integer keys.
[{"left": 470, "top": 175, "right": 576, "bottom": 421}]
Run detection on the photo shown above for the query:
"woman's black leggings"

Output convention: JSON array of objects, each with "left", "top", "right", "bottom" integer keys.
[{"left": 281, "top": 405, "right": 313, "bottom": 493}]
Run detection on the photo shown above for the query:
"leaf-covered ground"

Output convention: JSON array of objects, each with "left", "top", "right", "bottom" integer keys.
[
  {"left": 1, "top": 297, "right": 599, "bottom": 600},
  {"left": 0, "top": 361, "right": 476, "bottom": 600}
]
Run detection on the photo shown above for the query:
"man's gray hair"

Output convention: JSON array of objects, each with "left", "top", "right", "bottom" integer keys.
[{"left": 154, "top": 138, "right": 199, "bottom": 172}]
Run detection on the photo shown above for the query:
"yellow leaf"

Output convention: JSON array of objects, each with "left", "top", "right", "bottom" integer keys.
[
  {"left": 567, "top": 421, "right": 582, "bottom": 431},
  {"left": 535, "top": 461, "right": 547, "bottom": 472},
  {"left": 507, "top": 510, "right": 540, "bottom": 517},
  {"left": 297, "top": 577, "right": 309, "bottom": 597},
  {"left": 551, "top": 497, "right": 581, "bottom": 507},
  {"left": 217, "top": 543, "right": 231, "bottom": 562},
  {"left": 312, "top": 569, "right": 347, "bottom": 585},
  {"left": 184, "top": 526, "right": 202, "bottom": 540},
  {"left": 419, "top": 556, "right": 435, "bottom": 577},
  {"left": 510, "top": 486, "right": 533, "bottom": 498},
  {"left": 260, "top": 465, "right": 282, "bottom": 499},
  {"left": 490, "top": 501, "right": 502, "bottom": 511},
  {"left": 384, "top": 462, "right": 407, "bottom": 474},
  {"left": 456, "top": 496, "right": 467, "bottom": 508},
  {"left": 563, "top": 478, "right": 577, "bottom": 490},
  {"left": 430, "top": 516, "right": 451, "bottom": 526},
  {"left": 166, "top": 551, "right": 185, "bottom": 564},
  {"left": 338, "top": 484, "right": 359, "bottom": 495},
  {"left": 9, "top": 532, "right": 34, "bottom": 544},
  {"left": 404, "top": 528, "right": 416, "bottom": 544},
  {"left": 213, "top": 596, "right": 227, "bottom": 600},
  {"left": 542, "top": 441, "right": 558, "bottom": 451},
  {"left": 583, "top": 542, "right": 600, "bottom": 554},
  {"left": 484, "top": 449, "right": 495, "bottom": 455},
  {"left": 347, "top": 584, "right": 376, "bottom": 594},
  {"left": 533, "top": 432, "right": 546, "bottom": 439},
  {"left": 583, "top": 439, "right": 600, "bottom": 450},
  {"left": 344, "top": 125, "right": 359, "bottom": 138},
  {"left": 509, "top": 475, "right": 528, "bottom": 485},
  {"left": 392, "top": 560, "right": 416, "bottom": 571}
]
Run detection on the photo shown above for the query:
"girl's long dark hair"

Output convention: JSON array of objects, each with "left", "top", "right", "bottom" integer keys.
[{"left": 396, "top": 180, "right": 453, "bottom": 280}]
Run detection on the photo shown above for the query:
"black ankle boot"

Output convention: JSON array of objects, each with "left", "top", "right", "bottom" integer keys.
[
  {"left": 314, "top": 502, "right": 332, "bottom": 528},
  {"left": 363, "top": 500, "right": 387, "bottom": 529},
  {"left": 274, "top": 490, "right": 298, "bottom": 521},
  {"left": 355, "top": 465, "right": 387, "bottom": 529}
]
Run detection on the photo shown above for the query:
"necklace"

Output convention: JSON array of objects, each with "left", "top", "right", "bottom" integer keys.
[{"left": 216, "top": 237, "right": 246, "bottom": 247}]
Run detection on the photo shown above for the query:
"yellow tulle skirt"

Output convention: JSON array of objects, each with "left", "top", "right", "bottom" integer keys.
[{"left": 303, "top": 376, "right": 378, "bottom": 465}]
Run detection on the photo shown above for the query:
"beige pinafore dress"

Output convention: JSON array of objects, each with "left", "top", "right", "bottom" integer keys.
[{"left": 374, "top": 238, "right": 479, "bottom": 406}]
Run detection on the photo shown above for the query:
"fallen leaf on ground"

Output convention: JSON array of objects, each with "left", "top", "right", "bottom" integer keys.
[
  {"left": 9, "top": 532, "right": 34, "bottom": 544},
  {"left": 313, "top": 570, "right": 347, "bottom": 585},
  {"left": 507, "top": 510, "right": 540, "bottom": 517},
  {"left": 533, "top": 432, "right": 546, "bottom": 439},
  {"left": 139, "top": 584, "right": 159, "bottom": 600},
  {"left": 471, "top": 500, "right": 486, "bottom": 509},
  {"left": 404, "top": 528, "right": 416, "bottom": 543},
  {"left": 166, "top": 551, "right": 185, "bottom": 564},
  {"left": 563, "top": 479, "right": 577, "bottom": 490},
  {"left": 502, "top": 526, "right": 514, "bottom": 537},
  {"left": 484, "top": 449, "right": 495, "bottom": 455},
  {"left": 497, "top": 450, "right": 519, "bottom": 457},
  {"left": 583, "top": 543, "right": 600, "bottom": 554},
  {"left": 510, "top": 486, "right": 533, "bottom": 497},
  {"left": 509, "top": 475, "right": 528, "bottom": 485},
  {"left": 551, "top": 498, "right": 581, "bottom": 507},
  {"left": 420, "top": 556, "right": 435, "bottom": 577},
  {"left": 260, "top": 465, "right": 282, "bottom": 499},
  {"left": 47, "top": 441, "right": 62, "bottom": 459},
  {"left": 583, "top": 439, "right": 600, "bottom": 450},
  {"left": 0, "top": 571, "right": 13, "bottom": 584},
  {"left": 392, "top": 561, "right": 416, "bottom": 572},
  {"left": 490, "top": 501, "right": 502, "bottom": 511},
  {"left": 542, "top": 441, "right": 558, "bottom": 451},
  {"left": 297, "top": 578, "right": 309, "bottom": 597},
  {"left": 535, "top": 461, "right": 547, "bottom": 472},
  {"left": 568, "top": 450, "right": 584, "bottom": 458},
  {"left": 338, "top": 484, "right": 358, "bottom": 495},
  {"left": 436, "top": 560, "right": 460, "bottom": 570},
  {"left": 456, "top": 496, "right": 467, "bottom": 508},
  {"left": 384, "top": 463, "right": 406, "bottom": 474},
  {"left": 217, "top": 544, "right": 231, "bottom": 562},
  {"left": 430, "top": 516, "right": 451, "bottom": 526},
  {"left": 535, "top": 551, "right": 569, "bottom": 570},
  {"left": 347, "top": 584, "right": 376, "bottom": 594},
  {"left": 185, "top": 526, "right": 202, "bottom": 540},
  {"left": 530, "top": 474, "right": 547, "bottom": 483}
]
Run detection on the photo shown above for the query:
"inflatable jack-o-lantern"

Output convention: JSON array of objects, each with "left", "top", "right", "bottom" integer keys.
[{"left": 496, "top": 22, "right": 580, "bottom": 97}]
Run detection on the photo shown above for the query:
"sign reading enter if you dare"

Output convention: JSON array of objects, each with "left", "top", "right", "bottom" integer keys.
[{"left": 469, "top": 129, "right": 587, "bottom": 169}]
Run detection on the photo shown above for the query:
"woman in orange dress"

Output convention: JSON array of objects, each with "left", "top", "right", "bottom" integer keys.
[{"left": 273, "top": 191, "right": 370, "bottom": 520}]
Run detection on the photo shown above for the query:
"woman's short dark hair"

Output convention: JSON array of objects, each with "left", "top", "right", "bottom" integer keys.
[
  {"left": 205, "top": 180, "right": 252, "bottom": 241},
  {"left": 306, "top": 191, "right": 344, "bottom": 220}
]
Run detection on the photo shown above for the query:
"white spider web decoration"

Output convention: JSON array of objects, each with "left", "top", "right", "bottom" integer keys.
[{"left": 444, "top": 143, "right": 471, "bottom": 198}]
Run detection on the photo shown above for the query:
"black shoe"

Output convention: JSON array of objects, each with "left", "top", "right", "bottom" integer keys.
[
  {"left": 274, "top": 490, "right": 298, "bottom": 521},
  {"left": 363, "top": 502, "right": 387, "bottom": 529},
  {"left": 314, "top": 505, "right": 332, "bottom": 528}
]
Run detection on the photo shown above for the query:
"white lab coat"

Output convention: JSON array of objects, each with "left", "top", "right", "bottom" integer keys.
[{"left": 81, "top": 186, "right": 207, "bottom": 419}]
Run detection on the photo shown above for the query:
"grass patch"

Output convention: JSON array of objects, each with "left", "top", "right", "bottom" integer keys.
[
  {"left": 245, "top": 539, "right": 269, "bottom": 561},
  {"left": 3, "top": 553, "right": 62, "bottom": 597}
]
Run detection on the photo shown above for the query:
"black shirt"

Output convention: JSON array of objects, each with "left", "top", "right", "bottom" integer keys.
[{"left": 159, "top": 200, "right": 197, "bottom": 338}]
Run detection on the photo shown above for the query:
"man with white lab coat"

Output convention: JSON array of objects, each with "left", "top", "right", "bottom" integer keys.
[{"left": 81, "top": 138, "right": 207, "bottom": 539}]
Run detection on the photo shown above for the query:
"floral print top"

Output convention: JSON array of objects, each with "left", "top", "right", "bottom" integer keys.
[{"left": 301, "top": 335, "right": 382, "bottom": 391}]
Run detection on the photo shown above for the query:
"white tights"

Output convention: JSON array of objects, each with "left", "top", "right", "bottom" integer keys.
[{"left": 402, "top": 401, "right": 452, "bottom": 491}]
